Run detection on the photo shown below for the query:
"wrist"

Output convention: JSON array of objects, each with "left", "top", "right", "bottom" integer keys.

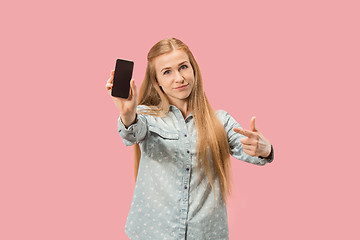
[
  {"left": 259, "top": 145, "right": 274, "bottom": 163},
  {"left": 121, "top": 114, "right": 137, "bottom": 128},
  {"left": 263, "top": 145, "right": 272, "bottom": 158}
]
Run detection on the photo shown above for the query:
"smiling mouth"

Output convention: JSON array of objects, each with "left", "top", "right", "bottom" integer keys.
[{"left": 174, "top": 84, "right": 189, "bottom": 89}]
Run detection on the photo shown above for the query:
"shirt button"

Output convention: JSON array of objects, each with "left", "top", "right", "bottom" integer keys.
[
  {"left": 184, "top": 134, "right": 187, "bottom": 137},
  {"left": 184, "top": 186, "right": 187, "bottom": 189},
  {"left": 186, "top": 168, "right": 189, "bottom": 171},
  {"left": 187, "top": 150, "right": 190, "bottom": 154}
]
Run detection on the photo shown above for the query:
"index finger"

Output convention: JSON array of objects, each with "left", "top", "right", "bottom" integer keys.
[{"left": 233, "top": 127, "right": 256, "bottom": 138}]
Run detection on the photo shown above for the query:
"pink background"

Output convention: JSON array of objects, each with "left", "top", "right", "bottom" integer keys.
[{"left": 1, "top": 0, "right": 359, "bottom": 239}]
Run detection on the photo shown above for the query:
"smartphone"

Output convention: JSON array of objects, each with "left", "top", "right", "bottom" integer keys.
[{"left": 111, "top": 59, "right": 134, "bottom": 98}]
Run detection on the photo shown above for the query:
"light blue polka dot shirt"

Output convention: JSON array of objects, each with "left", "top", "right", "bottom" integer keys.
[{"left": 117, "top": 105, "right": 270, "bottom": 240}]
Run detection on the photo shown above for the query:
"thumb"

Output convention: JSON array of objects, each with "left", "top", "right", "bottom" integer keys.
[
  {"left": 130, "top": 79, "right": 137, "bottom": 100},
  {"left": 250, "top": 116, "right": 257, "bottom": 132}
]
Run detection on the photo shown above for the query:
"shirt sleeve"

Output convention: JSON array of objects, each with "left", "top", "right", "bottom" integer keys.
[
  {"left": 216, "top": 110, "right": 269, "bottom": 166},
  {"left": 117, "top": 111, "right": 148, "bottom": 146}
]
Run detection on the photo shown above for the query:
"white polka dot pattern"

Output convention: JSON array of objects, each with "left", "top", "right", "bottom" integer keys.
[{"left": 117, "top": 105, "right": 269, "bottom": 240}]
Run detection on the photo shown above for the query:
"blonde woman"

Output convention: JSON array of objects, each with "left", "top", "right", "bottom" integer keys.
[{"left": 106, "top": 38, "right": 274, "bottom": 240}]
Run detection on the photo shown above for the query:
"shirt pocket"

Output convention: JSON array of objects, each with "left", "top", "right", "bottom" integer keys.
[
  {"left": 147, "top": 125, "right": 180, "bottom": 162},
  {"left": 148, "top": 125, "right": 179, "bottom": 140}
]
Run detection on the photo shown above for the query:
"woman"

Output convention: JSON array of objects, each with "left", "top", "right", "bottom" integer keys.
[{"left": 106, "top": 38, "right": 274, "bottom": 240}]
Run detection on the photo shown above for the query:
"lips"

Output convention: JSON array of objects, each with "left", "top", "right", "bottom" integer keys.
[{"left": 174, "top": 84, "right": 189, "bottom": 90}]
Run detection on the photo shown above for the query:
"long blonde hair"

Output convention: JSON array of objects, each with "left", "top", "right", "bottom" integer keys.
[{"left": 134, "top": 38, "right": 233, "bottom": 204}]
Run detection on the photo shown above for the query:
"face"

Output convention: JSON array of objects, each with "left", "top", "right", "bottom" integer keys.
[{"left": 153, "top": 49, "right": 195, "bottom": 107}]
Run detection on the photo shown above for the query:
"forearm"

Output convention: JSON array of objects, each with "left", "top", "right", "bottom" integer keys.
[{"left": 121, "top": 113, "right": 137, "bottom": 129}]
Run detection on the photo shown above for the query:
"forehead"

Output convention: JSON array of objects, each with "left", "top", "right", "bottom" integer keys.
[{"left": 153, "top": 50, "right": 190, "bottom": 71}]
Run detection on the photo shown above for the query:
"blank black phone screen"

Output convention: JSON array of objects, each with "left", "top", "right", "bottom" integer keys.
[{"left": 111, "top": 59, "right": 134, "bottom": 98}]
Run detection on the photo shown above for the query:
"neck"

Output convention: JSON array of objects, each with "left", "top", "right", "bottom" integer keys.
[{"left": 170, "top": 100, "right": 191, "bottom": 119}]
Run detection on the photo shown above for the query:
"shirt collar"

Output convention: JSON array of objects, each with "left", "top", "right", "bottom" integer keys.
[{"left": 169, "top": 105, "right": 193, "bottom": 121}]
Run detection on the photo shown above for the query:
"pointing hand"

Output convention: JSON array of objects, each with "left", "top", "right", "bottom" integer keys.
[{"left": 233, "top": 117, "right": 272, "bottom": 158}]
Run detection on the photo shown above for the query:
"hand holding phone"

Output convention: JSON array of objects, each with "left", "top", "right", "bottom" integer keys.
[
  {"left": 111, "top": 59, "right": 134, "bottom": 98},
  {"left": 105, "top": 59, "right": 137, "bottom": 127}
]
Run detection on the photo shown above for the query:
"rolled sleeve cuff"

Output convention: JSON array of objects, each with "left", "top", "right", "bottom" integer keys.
[{"left": 117, "top": 114, "right": 147, "bottom": 146}]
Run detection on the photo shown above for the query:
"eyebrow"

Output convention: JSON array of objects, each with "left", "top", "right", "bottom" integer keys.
[{"left": 161, "top": 61, "right": 189, "bottom": 72}]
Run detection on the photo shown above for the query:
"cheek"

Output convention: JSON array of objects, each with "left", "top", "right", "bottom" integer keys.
[
  {"left": 184, "top": 69, "right": 194, "bottom": 78},
  {"left": 159, "top": 81, "right": 172, "bottom": 93},
  {"left": 185, "top": 72, "right": 195, "bottom": 83},
  {"left": 156, "top": 77, "right": 166, "bottom": 87}
]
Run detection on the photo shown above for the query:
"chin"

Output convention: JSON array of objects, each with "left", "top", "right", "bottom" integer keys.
[{"left": 179, "top": 92, "right": 192, "bottom": 99}]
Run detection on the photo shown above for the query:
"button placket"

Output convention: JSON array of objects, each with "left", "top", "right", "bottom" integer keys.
[{"left": 173, "top": 106, "right": 191, "bottom": 231}]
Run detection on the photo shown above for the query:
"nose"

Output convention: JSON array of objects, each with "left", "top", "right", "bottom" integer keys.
[{"left": 174, "top": 70, "right": 185, "bottom": 83}]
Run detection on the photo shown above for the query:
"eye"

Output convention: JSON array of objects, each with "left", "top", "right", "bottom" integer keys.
[
  {"left": 163, "top": 70, "right": 170, "bottom": 75},
  {"left": 179, "top": 65, "right": 188, "bottom": 70}
]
